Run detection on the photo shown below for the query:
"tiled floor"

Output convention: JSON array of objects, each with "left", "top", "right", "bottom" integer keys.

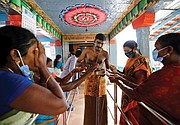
[{"left": 58, "top": 82, "right": 122, "bottom": 125}]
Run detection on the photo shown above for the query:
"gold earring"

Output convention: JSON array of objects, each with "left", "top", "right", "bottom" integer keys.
[{"left": 16, "top": 60, "right": 20, "bottom": 64}]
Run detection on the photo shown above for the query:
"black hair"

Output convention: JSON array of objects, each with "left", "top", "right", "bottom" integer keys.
[
  {"left": 54, "top": 54, "right": 61, "bottom": 68},
  {"left": 75, "top": 50, "right": 82, "bottom": 57},
  {"left": 95, "top": 33, "right": 106, "bottom": 41},
  {"left": 69, "top": 49, "right": 75, "bottom": 55},
  {"left": 0, "top": 25, "right": 37, "bottom": 67},
  {"left": 47, "top": 57, "right": 52, "bottom": 64},
  {"left": 157, "top": 33, "right": 180, "bottom": 54},
  {"left": 123, "top": 40, "right": 138, "bottom": 49}
]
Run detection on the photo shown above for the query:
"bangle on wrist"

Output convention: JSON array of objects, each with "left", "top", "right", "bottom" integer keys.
[{"left": 45, "top": 75, "right": 51, "bottom": 87}]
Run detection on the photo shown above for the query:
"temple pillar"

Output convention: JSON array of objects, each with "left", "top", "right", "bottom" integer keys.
[
  {"left": 6, "top": 15, "right": 22, "bottom": 27},
  {"left": 55, "top": 40, "right": 63, "bottom": 56},
  {"left": 109, "top": 40, "right": 117, "bottom": 66},
  {"left": 136, "top": 27, "right": 150, "bottom": 56},
  {"left": 132, "top": 12, "right": 155, "bottom": 57}
]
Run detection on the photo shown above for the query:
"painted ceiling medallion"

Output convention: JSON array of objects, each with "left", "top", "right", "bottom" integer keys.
[{"left": 59, "top": 3, "right": 108, "bottom": 27}]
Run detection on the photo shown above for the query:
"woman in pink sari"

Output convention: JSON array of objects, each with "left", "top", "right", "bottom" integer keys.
[{"left": 108, "top": 33, "right": 180, "bottom": 124}]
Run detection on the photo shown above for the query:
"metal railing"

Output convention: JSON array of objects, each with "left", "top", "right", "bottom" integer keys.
[
  {"left": 29, "top": 114, "right": 39, "bottom": 125},
  {"left": 56, "top": 88, "right": 78, "bottom": 125},
  {"left": 30, "top": 88, "right": 78, "bottom": 125},
  {"left": 107, "top": 86, "right": 133, "bottom": 125},
  {"left": 138, "top": 102, "right": 175, "bottom": 125},
  {"left": 107, "top": 83, "right": 175, "bottom": 125},
  {"left": 31, "top": 80, "right": 175, "bottom": 125}
]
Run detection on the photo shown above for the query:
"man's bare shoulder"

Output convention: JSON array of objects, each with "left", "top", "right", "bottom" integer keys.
[
  {"left": 82, "top": 48, "right": 88, "bottom": 51},
  {"left": 102, "top": 49, "right": 109, "bottom": 55},
  {"left": 82, "top": 47, "right": 93, "bottom": 53}
]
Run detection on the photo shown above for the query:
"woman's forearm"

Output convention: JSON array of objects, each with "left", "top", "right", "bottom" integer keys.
[
  {"left": 116, "top": 72, "right": 137, "bottom": 88},
  {"left": 61, "top": 65, "right": 97, "bottom": 91},
  {"left": 113, "top": 76, "right": 141, "bottom": 101},
  {"left": 39, "top": 67, "right": 66, "bottom": 99}
]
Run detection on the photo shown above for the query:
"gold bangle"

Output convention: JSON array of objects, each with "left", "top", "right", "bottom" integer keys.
[{"left": 45, "top": 75, "right": 51, "bottom": 87}]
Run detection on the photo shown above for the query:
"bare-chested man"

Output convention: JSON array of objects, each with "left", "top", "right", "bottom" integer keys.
[{"left": 77, "top": 33, "right": 110, "bottom": 125}]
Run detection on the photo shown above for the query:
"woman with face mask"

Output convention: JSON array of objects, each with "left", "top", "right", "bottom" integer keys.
[
  {"left": 115, "top": 40, "right": 152, "bottom": 125},
  {"left": 0, "top": 25, "right": 68, "bottom": 124},
  {"left": 0, "top": 26, "right": 97, "bottom": 125},
  {"left": 108, "top": 33, "right": 180, "bottom": 125}
]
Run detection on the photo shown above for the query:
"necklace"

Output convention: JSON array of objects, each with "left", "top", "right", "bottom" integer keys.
[
  {"left": 7, "top": 67, "right": 14, "bottom": 72},
  {"left": 0, "top": 67, "right": 14, "bottom": 73}
]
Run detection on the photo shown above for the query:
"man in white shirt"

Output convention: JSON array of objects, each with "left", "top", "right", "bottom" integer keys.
[
  {"left": 60, "top": 49, "right": 82, "bottom": 81},
  {"left": 60, "top": 49, "right": 82, "bottom": 111}
]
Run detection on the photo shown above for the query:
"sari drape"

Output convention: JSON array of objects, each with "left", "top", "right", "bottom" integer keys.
[
  {"left": 0, "top": 109, "right": 35, "bottom": 125},
  {"left": 132, "top": 62, "right": 180, "bottom": 124},
  {"left": 120, "top": 56, "right": 152, "bottom": 125}
]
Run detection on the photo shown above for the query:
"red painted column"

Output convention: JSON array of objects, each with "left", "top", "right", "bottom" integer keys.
[
  {"left": 132, "top": 12, "right": 155, "bottom": 29},
  {"left": 6, "top": 15, "right": 22, "bottom": 27}
]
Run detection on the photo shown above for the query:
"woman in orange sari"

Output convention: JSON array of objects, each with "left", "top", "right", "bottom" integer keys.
[
  {"left": 120, "top": 40, "right": 152, "bottom": 125},
  {"left": 109, "top": 33, "right": 180, "bottom": 124}
]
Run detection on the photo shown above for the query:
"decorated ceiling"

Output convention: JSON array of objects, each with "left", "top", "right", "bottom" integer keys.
[
  {"left": 0, "top": 0, "right": 179, "bottom": 41},
  {"left": 59, "top": 3, "right": 108, "bottom": 28},
  {"left": 32, "top": 0, "right": 132, "bottom": 35},
  {"left": 31, "top": 0, "right": 180, "bottom": 39}
]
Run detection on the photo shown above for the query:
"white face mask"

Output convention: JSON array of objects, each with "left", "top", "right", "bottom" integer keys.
[{"left": 16, "top": 50, "right": 33, "bottom": 81}]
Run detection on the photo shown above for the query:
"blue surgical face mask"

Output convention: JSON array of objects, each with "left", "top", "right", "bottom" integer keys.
[
  {"left": 152, "top": 46, "right": 168, "bottom": 62},
  {"left": 16, "top": 50, "right": 33, "bottom": 81},
  {"left": 48, "top": 67, "right": 54, "bottom": 73}
]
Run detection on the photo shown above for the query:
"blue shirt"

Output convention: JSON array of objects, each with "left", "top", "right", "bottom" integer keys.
[
  {"left": 0, "top": 70, "right": 33, "bottom": 115},
  {"left": 56, "top": 61, "right": 64, "bottom": 69}
]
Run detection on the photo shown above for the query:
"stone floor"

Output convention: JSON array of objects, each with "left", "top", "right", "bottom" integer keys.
[{"left": 58, "top": 82, "right": 122, "bottom": 125}]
